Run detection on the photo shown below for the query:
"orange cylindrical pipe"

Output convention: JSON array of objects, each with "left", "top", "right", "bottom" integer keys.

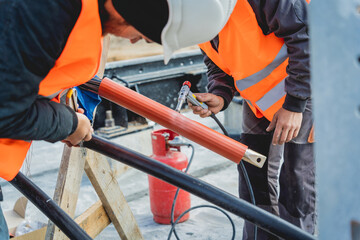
[{"left": 98, "top": 78, "right": 247, "bottom": 164}]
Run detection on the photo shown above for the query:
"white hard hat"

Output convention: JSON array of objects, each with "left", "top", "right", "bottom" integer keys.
[
  {"left": 162, "top": 0, "right": 237, "bottom": 64},
  {"left": 112, "top": 0, "right": 237, "bottom": 64}
]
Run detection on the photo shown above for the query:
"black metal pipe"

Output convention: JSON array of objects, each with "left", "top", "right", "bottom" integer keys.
[
  {"left": 9, "top": 172, "right": 92, "bottom": 240},
  {"left": 84, "top": 135, "right": 316, "bottom": 240}
]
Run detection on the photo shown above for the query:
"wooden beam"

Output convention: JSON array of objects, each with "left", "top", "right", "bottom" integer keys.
[
  {"left": 45, "top": 146, "right": 86, "bottom": 240},
  {"left": 14, "top": 200, "right": 111, "bottom": 240},
  {"left": 75, "top": 200, "right": 111, "bottom": 238},
  {"left": 84, "top": 150, "right": 143, "bottom": 240}
]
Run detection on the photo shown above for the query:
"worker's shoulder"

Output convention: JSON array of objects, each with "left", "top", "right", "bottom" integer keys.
[
  {"left": 0, "top": 0, "right": 82, "bottom": 77},
  {"left": 0, "top": 0, "right": 82, "bottom": 30},
  {"left": 0, "top": 0, "right": 82, "bottom": 58},
  {"left": 0, "top": 0, "right": 81, "bottom": 14}
]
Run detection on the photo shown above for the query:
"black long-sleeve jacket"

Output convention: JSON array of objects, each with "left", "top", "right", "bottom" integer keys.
[
  {"left": 0, "top": 0, "right": 82, "bottom": 141},
  {"left": 204, "top": 0, "right": 310, "bottom": 113}
]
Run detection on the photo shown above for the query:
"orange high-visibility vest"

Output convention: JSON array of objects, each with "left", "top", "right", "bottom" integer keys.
[
  {"left": 0, "top": 0, "right": 102, "bottom": 181},
  {"left": 199, "top": 0, "right": 310, "bottom": 121}
]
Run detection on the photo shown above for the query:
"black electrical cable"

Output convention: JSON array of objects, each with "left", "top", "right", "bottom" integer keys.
[
  {"left": 168, "top": 114, "right": 257, "bottom": 240},
  {"left": 212, "top": 114, "right": 258, "bottom": 240},
  {"left": 239, "top": 159, "right": 258, "bottom": 240},
  {"left": 10, "top": 172, "right": 92, "bottom": 240},
  {"left": 168, "top": 144, "right": 236, "bottom": 240},
  {"left": 210, "top": 113, "right": 228, "bottom": 136},
  {"left": 169, "top": 205, "right": 236, "bottom": 240},
  {"left": 169, "top": 144, "right": 194, "bottom": 240}
]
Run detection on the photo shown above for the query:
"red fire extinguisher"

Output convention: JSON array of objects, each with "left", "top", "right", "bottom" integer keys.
[{"left": 148, "top": 129, "right": 191, "bottom": 224}]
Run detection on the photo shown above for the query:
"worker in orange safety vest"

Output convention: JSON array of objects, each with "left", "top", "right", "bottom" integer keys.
[
  {"left": 0, "top": 0, "right": 236, "bottom": 238},
  {"left": 190, "top": 0, "right": 315, "bottom": 239}
]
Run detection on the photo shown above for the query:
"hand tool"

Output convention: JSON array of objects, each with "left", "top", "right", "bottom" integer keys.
[
  {"left": 175, "top": 81, "right": 208, "bottom": 112},
  {"left": 65, "top": 88, "right": 78, "bottom": 111}
]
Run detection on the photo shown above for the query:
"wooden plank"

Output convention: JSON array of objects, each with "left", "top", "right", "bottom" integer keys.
[
  {"left": 84, "top": 150, "right": 143, "bottom": 240},
  {"left": 112, "top": 162, "right": 129, "bottom": 177},
  {"left": 14, "top": 200, "right": 111, "bottom": 240},
  {"left": 13, "top": 227, "right": 47, "bottom": 240},
  {"left": 75, "top": 200, "right": 111, "bottom": 238},
  {"left": 45, "top": 146, "right": 86, "bottom": 240}
]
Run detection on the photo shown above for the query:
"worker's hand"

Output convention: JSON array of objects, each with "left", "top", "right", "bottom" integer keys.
[
  {"left": 266, "top": 108, "right": 303, "bottom": 145},
  {"left": 188, "top": 93, "right": 224, "bottom": 118},
  {"left": 63, "top": 111, "right": 93, "bottom": 147}
]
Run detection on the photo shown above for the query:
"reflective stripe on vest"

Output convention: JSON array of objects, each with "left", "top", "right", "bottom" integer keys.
[
  {"left": 235, "top": 44, "right": 288, "bottom": 91},
  {"left": 199, "top": 0, "right": 309, "bottom": 121},
  {"left": 256, "top": 78, "right": 286, "bottom": 111},
  {"left": 0, "top": 0, "right": 102, "bottom": 181},
  {"left": 236, "top": 44, "right": 288, "bottom": 118}
]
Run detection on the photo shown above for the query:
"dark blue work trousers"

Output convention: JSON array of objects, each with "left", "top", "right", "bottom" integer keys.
[{"left": 238, "top": 100, "right": 316, "bottom": 240}]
